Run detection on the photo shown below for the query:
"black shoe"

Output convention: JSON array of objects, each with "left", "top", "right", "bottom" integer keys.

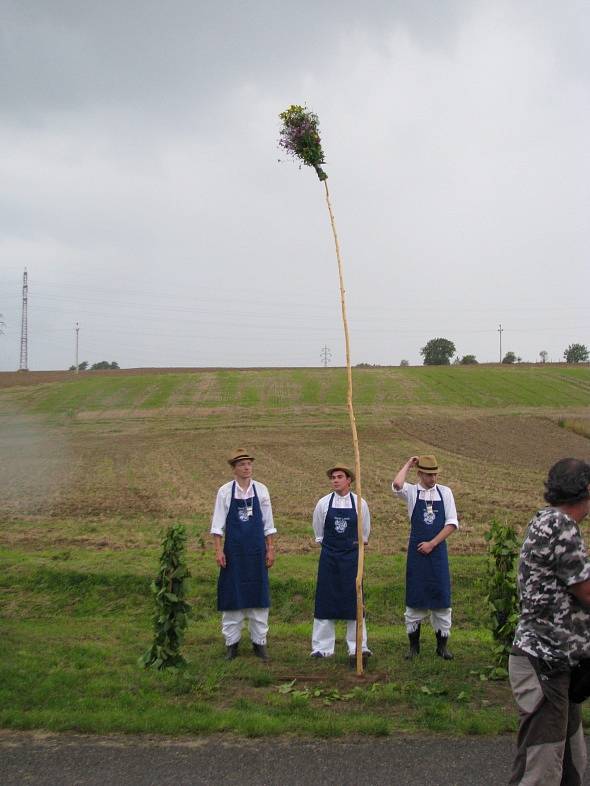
[
  {"left": 405, "top": 626, "right": 421, "bottom": 660},
  {"left": 225, "top": 642, "right": 239, "bottom": 660},
  {"left": 311, "top": 651, "right": 326, "bottom": 658},
  {"left": 435, "top": 631, "right": 454, "bottom": 660},
  {"left": 252, "top": 642, "right": 269, "bottom": 662}
]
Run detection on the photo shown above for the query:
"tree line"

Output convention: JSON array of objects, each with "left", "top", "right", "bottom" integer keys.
[
  {"left": 416, "top": 339, "right": 589, "bottom": 366},
  {"left": 68, "top": 361, "right": 120, "bottom": 371}
]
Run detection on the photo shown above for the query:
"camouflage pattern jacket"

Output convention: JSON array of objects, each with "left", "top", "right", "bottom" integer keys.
[{"left": 513, "top": 507, "right": 590, "bottom": 666}]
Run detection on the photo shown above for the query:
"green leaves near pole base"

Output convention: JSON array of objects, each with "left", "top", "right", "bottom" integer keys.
[
  {"left": 485, "top": 519, "right": 519, "bottom": 668},
  {"left": 278, "top": 105, "right": 328, "bottom": 180},
  {"left": 140, "top": 524, "right": 192, "bottom": 670}
]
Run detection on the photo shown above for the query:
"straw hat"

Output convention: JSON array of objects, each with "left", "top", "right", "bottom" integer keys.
[
  {"left": 326, "top": 464, "right": 355, "bottom": 482},
  {"left": 227, "top": 448, "right": 255, "bottom": 466},
  {"left": 417, "top": 455, "right": 439, "bottom": 474}
]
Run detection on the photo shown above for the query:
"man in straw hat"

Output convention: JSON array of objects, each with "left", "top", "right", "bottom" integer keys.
[
  {"left": 211, "top": 448, "right": 276, "bottom": 661},
  {"left": 311, "top": 464, "right": 372, "bottom": 667},
  {"left": 392, "top": 455, "right": 458, "bottom": 660}
]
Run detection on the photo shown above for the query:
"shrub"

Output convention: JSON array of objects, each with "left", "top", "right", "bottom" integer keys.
[
  {"left": 139, "top": 524, "right": 192, "bottom": 670},
  {"left": 485, "top": 519, "right": 519, "bottom": 667}
]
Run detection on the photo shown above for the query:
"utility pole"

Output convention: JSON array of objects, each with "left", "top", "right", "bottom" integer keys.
[
  {"left": 497, "top": 323, "right": 503, "bottom": 363},
  {"left": 320, "top": 345, "right": 332, "bottom": 367},
  {"left": 19, "top": 268, "right": 28, "bottom": 371},
  {"left": 75, "top": 322, "right": 80, "bottom": 373}
]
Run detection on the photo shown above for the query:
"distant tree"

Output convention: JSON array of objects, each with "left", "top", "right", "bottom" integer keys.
[
  {"left": 564, "top": 343, "right": 589, "bottom": 364},
  {"left": 0, "top": 314, "right": 5, "bottom": 334},
  {"left": 90, "top": 360, "right": 120, "bottom": 370},
  {"left": 420, "top": 338, "right": 456, "bottom": 366},
  {"left": 460, "top": 354, "right": 478, "bottom": 365},
  {"left": 502, "top": 351, "right": 517, "bottom": 364},
  {"left": 399, "top": 359, "right": 409, "bottom": 367},
  {"left": 69, "top": 360, "right": 89, "bottom": 371},
  {"left": 539, "top": 350, "right": 548, "bottom": 364}
]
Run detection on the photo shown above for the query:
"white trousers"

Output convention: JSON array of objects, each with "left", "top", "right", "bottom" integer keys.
[
  {"left": 311, "top": 618, "right": 370, "bottom": 656},
  {"left": 221, "top": 608, "right": 269, "bottom": 646},
  {"left": 405, "top": 606, "right": 452, "bottom": 635}
]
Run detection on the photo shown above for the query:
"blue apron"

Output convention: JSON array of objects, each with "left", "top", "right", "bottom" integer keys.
[
  {"left": 314, "top": 493, "right": 359, "bottom": 620},
  {"left": 217, "top": 482, "right": 270, "bottom": 611},
  {"left": 405, "top": 486, "right": 451, "bottom": 609}
]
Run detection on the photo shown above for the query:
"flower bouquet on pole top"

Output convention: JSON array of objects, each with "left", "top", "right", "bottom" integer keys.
[
  {"left": 279, "top": 104, "right": 366, "bottom": 675},
  {"left": 278, "top": 105, "right": 328, "bottom": 181}
]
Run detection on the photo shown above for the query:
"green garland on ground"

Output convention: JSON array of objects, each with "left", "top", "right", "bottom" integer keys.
[
  {"left": 485, "top": 519, "right": 520, "bottom": 668},
  {"left": 139, "top": 524, "right": 192, "bottom": 670}
]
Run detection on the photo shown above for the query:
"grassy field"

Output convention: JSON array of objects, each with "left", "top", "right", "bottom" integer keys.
[
  {"left": 1, "top": 516, "right": 517, "bottom": 737},
  {"left": 0, "top": 365, "right": 589, "bottom": 737}
]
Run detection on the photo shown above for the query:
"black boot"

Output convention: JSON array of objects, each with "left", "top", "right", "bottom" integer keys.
[
  {"left": 405, "top": 626, "right": 421, "bottom": 660},
  {"left": 435, "top": 631, "right": 454, "bottom": 660},
  {"left": 252, "top": 642, "right": 269, "bottom": 662},
  {"left": 225, "top": 642, "right": 239, "bottom": 660}
]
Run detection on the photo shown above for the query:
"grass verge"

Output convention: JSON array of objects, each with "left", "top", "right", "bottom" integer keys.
[{"left": 0, "top": 521, "right": 535, "bottom": 737}]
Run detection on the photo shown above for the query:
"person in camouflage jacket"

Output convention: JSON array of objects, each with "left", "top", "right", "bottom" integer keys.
[{"left": 509, "top": 457, "right": 590, "bottom": 786}]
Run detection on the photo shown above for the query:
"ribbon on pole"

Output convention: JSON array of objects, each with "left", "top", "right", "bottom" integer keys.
[{"left": 279, "top": 105, "right": 365, "bottom": 675}]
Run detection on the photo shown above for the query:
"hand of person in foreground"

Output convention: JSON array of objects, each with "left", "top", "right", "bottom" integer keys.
[
  {"left": 216, "top": 551, "right": 227, "bottom": 568},
  {"left": 266, "top": 546, "right": 275, "bottom": 568},
  {"left": 417, "top": 540, "right": 435, "bottom": 555}
]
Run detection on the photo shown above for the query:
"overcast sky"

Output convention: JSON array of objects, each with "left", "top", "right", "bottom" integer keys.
[{"left": 1, "top": 0, "right": 588, "bottom": 370}]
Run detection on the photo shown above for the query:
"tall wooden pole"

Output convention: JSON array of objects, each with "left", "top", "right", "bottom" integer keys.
[{"left": 322, "top": 180, "right": 365, "bottom": 675}]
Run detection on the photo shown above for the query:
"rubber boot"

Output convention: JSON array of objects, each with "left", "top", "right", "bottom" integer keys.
[
  {"left": 225, "top": 642, "right": 239, "bottom": 660},
  {"left": 252, "top": 642, "right": 269, "bottom": 662},
  {"left": 404, "top": 626, "right": 421, "bottom": 660},
  {"left": 435, "top": 631, "right": 454, "bottom": 660}
]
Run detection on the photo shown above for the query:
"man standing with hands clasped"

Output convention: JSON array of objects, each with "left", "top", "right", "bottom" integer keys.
[
  {"left": 392, "top": 455, "right": 458, "bottom": 660},
  {"left": 311, "top": 464, "right": 372, "bottom": 667},
  {"left": 211, "top": 449, "right": 276, "bottom": 661}
]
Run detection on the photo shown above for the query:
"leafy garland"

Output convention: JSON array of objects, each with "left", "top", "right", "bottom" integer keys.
[
  {"left": 279, "top": 105, "right": 327, "bottom": 181},
  {"left": 485, "top": 519, "right": 519, "bottom": 668},
  {"left": 139, "top": 524, "right": 192, "bottom": 670}
]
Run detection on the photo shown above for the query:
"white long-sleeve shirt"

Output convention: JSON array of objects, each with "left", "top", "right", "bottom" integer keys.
[
  {"left": 392, "top": 482, "right": 459, "bottom": 528},
  {"left": 312, "top": 492, "right": 371, "bottom": 544},
  {"left": 210, "top": 479, "right": 277, "bottom": 536}
]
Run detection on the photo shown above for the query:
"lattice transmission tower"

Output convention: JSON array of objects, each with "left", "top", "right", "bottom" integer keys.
[{"left": 19, "top": 268, "right": 28, "bottom": 371}]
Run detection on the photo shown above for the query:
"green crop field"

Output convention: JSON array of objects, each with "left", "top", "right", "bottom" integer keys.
[
  {"left": 0, "top": 364, "right": 589, "bottom": 737},
  {"left": 2, "top": 364, "right": 590, "bottom": 413}
]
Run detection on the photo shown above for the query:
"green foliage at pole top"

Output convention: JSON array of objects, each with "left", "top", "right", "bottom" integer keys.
[
  {"left": 485, "top": 519, "right": 519, "bottom": 669},
  {"left": 139, "top": 524, "right": 192, "bottom": 670},
  {"left": 279, "top": 105, "right": 327, "bottom": 181}
]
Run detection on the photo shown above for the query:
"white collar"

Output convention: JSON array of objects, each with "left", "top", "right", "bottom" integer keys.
[{"left": 234, "top": 479, "right": 254, "bottom": 495}]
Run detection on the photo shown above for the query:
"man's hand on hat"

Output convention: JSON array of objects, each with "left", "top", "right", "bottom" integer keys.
[{"left": 409, "top": 456, "right": 419, "bottom": 467}]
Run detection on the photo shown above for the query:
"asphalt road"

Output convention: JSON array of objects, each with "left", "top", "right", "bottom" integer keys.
[
  {"left": 0, "top": 730, "right": 528, "bottom": 786},
  {"left": 5, "top": 731, "right": 590, "bottom": 785}
]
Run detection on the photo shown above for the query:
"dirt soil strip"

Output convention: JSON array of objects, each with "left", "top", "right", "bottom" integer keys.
[{"left": 0, "top": 729, "right": 560, "bottom": 786}]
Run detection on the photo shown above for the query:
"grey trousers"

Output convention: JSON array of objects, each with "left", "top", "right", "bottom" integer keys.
[{"left": 509, "top": 652, "right": 587, "bottom": 785}]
